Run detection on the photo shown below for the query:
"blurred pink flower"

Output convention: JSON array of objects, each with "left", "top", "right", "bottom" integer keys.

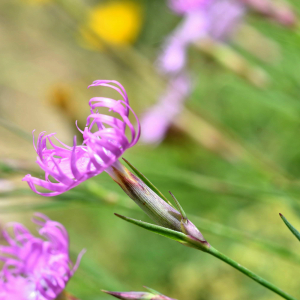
[
  {"left": 23, "top": 80, "right": 140, "bottom": 196},
  {"left": 141, "top": 74, "right": 191, "bottom": 144},
  {"left": 141, "top": 0, "right": 245, "bottom": 144},
  {"left": 158, "top": 10, "right": 208, "bottom": 74},
  {"left": 168, "top": 0, "right": 211, "bottom": 15},
  {"left": 159, "top": 0, "right": 245, "bottom": 74},
  {"left": 0, "top": 213, "right": 84, "bottom": 300}
]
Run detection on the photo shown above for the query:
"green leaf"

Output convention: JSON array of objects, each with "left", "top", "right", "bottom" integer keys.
[
  {"left": 114, "top": 213, "right": 187, "bottom": 243},
  {"left": 280, "top": 213, "right": 300, "bottom": 242},
  {"left": 143, "top": 286, "right": 163, "bottom": 295},
  {"left": 169, "top": 191, "right": 187, "bottom": 220},
  {"left": 122, "top": 158, "right": 174, "bottom": 207}
]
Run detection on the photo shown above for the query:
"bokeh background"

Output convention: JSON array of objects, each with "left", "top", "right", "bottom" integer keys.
[{"left": 1, "top": 0, "right": 300, "bottom": 299}]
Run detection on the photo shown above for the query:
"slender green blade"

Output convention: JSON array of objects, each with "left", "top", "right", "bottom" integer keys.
[
  {"left": 0, "top": 116, "right": 32, "bottom": 142},
  {"left": 122, "top": 158, "right": 174, "bottom": 207},
  {"left": 114, "top": 213, "right": 187, "bottom": 243},
  {"left": 169, "top": 191, "right": 187, "bottom": 220},
  {"left": 280, "top": 213, "right": 300, "bottom": 242},
  {"left": 143, "top": 286, "right": 163, "bottom": 295}
]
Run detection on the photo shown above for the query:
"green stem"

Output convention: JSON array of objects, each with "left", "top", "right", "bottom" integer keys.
[{"left": 206, "top": 246, "right": 298, "bottom": 300}]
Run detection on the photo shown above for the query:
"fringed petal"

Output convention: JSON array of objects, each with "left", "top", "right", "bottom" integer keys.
[
  {"left": 0, "top": 214, "right": 84, "bottom": 299},
  {"left": 23, "top": 79, "right": 140, "bottom": 196}
]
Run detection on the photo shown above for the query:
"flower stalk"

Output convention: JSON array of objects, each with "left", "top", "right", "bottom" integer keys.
[
  {"left": 207, "top": 246, "right": 298, "bottom": 300},
  {"left": 107, "top": 160, "right": 209, "bottom": 248},
  {"left": 112, "top": 160, "right": 298, "bottom": 300},
  {"left": 22, "top": 78, "right": 298, "bottom": 300}
]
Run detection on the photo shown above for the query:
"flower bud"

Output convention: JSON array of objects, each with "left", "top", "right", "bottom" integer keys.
[
  {"left": 102, "top": 289, "right": 176, "bottom": 300},
  {"left": 107, "top": 160, "right": 210, "bottom": 249},
  {"left": 181, "top": 219, "right": 206, "bottom": 242},
  {"left": 106, "top": 161, "right": 182, "bottom": 232}
]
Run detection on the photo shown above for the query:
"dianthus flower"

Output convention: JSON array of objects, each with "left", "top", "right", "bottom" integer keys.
[
  {"left": 23, "top": 80, "right": 140, "bottom": 196},
  {"left": 0, "top": 213, "right": 84, "bottom": 300}
]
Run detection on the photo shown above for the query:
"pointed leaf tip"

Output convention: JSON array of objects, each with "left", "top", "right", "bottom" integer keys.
[
  {"left": 143, "top": 286, "right": 163, "bottom": 295},
  {"left": 101, "top": 291, "right": 124, "bottom": 299},
  {"left": 114, "top": 213, "right": 127, "bottom": 220},
  {"left": 102, "top": 290, "right": 119, "bottom": 295},
  {"left": 280, "top": 213, "right": 300, "bottom": 242},
  {"left": 169, "top": 191, "right": 187, "bottom": 220}
]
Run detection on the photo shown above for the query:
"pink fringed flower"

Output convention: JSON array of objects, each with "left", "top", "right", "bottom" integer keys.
[
  {"left": 23, "top": 80, "right": 140, "bottom": 196},
  {"left": 0, "top": 213, "right": 84, "bottom": 300}
]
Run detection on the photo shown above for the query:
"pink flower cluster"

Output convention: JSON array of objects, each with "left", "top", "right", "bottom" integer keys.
[
  {"left": 23, "top": 80, "right": 140, "bottom": 196},
  {"left": 0, "top": 213, "right": 84, "bottom": 300},
  {"left": 168, "top": 0, "right": 211, "bottom": 15},
  {"left": 161, "top": 0, "right": 245, "bottom": 75},
  {"left": 141, "top": 0, "right": 245, "bottom": 144}
]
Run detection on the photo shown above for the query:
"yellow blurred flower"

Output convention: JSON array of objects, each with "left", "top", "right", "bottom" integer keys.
[{"left": 79, "top": 1, "right": 143, "bottom": 50}]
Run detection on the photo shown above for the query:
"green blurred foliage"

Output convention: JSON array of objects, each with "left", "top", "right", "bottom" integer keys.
[{"left": 1, "top": 0, "right": 300, "bottom": 300}]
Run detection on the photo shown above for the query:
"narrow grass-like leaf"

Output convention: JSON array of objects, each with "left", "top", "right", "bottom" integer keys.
[
  {"left": 143, "top": 286, "right": 163, "bottom": 295},
  {"left": 169, "top": 191, "right": 187, "bottom": 220},
  {"left": 0, "top": 199, "right": 69, "bottom": 214},
  {"left": 280, "top": 213, "right": 300, "bottom": 242},
  {"left": 208, "top": 246, "right": 298, "bottom": 300},
  {"left": 114, "top": 213, "right": 187, "bottom": 243},
  {"left": 192, "top": 214, "right": 300, "bottom": 263},
  {"left": 0, "top": 116, "right": 32, "bottom": 142},
  {"left": 122, "top": 158, "right": 174, "bottom": 207}
]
